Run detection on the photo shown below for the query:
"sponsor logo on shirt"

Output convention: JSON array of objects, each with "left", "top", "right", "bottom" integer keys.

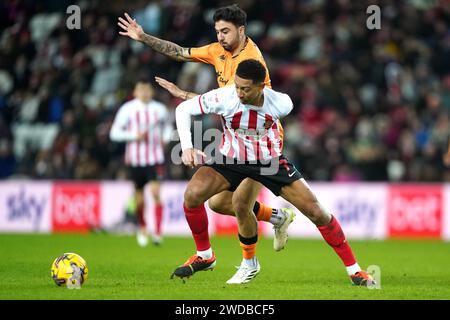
[{"left": 232, "top": 128, "right": 268, "bottom": 138}]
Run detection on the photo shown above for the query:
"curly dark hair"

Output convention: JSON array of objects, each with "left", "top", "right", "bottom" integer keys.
[{"left": 213, "top": 4, "right": 247, "bottom": 27}]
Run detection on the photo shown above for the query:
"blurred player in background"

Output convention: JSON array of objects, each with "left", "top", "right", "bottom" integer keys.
[
  {"left": 118, "top": 5, "right": 295, "bottom": 261},
  {"left": 110, "top": 81, "right": 172, "bottom": 246}
]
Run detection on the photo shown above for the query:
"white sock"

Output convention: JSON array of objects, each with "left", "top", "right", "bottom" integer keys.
[
  {"left": 242, "top": 257, "right": 258, "bottom": 268},
  {"left": 197, "top": 248, "right": 213, "bottom": 259},
  {"left": 269, "top": 209, "right": 286, "bottom": 226},
  {"left": 346, "top": 262, "right": 362, "bottom": 276}
]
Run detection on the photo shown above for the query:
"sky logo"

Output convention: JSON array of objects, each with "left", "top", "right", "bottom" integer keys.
[
  {"left": 6, "top": 188, "right": 46, "bottom": 230},
  {"left": 166, "top": 196, "right": 186, "bottom": 221},
  {"left": 335, "top": 197, "right": 377, "bottom": 232}
]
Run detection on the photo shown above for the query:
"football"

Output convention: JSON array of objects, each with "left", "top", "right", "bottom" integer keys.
[{"left": 51, "top": 253, "right": 89, "bottom": 287}]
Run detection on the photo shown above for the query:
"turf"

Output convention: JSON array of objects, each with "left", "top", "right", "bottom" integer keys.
[{"left": 0, "top": 234, "right": 449, "bottom": 300}]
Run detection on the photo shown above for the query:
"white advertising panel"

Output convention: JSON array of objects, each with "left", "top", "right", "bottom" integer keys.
[
  {"left": 100, "top": 181, "right": 135, "bottom": 229},
  {"left": 144, "top": 181, "right": 198, "bottom": 236},
  {"left": 98, "top": 181, "right": 197, "bottom": 236},
  {"left": 260, "top": 182, "right": 388, "bottom": 239}
]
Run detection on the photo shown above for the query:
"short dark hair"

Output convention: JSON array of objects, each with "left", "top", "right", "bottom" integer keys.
[
  {"left": 213, "top": 4, "right": 247, "bottom": 27},
  {"left": 236, "top": 59, "right": 266, "bottom": 84}
]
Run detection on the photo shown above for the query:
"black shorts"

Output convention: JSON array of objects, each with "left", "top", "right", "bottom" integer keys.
[
  {"left": 128, "top": 165, "right": 166, "bottom": 190},
  {"left": 206, "top": 155, "right": 302, "bottom": 196}
]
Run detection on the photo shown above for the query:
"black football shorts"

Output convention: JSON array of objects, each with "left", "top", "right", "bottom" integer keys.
[
  {"left": 206, "top": 154, "right": 302, "bottom": 196},
  {"left": 128, "top": 165, "right": 166, "bottom": 190}
]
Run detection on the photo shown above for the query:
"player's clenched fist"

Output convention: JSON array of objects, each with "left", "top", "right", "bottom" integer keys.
[{"left": 182, "top": 148, "right": 206, "bottom": 168}]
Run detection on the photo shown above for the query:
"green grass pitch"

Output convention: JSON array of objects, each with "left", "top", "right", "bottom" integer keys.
[{"left": 0, "top": 233, "right": 449, "bottom": 300}]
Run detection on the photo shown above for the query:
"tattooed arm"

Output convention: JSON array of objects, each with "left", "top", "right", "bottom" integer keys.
[
  {"left": 139, "top": 33, "right": 193, "bottom": 62},
  {"left": 118, "top": 13, "right": 193, "bottom": 62}
]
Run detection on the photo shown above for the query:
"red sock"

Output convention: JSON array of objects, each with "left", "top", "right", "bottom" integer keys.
[
  {"left": 136, "top": 203, "right": 146, "bottom": 228},
  {"left": 154, "top": 203, "right": 163, "bottom": 236},
  {"left": 317, "top": 215, "right": 356, "bottom": 267},
  {"left": 183, "top": 203, "right": 211, "bottom": 251}
]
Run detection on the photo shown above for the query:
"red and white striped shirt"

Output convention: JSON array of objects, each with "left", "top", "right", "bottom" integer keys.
[
  {"left": 110, "top": 98, "right": 172, "bottom": 166},
  {"left": 176, "top": 86, "right": 293, "bottom": 161}
]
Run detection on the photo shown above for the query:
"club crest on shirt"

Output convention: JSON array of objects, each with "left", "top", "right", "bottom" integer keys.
[
  {"left": 216, "top": 70, "right": 229, "bottom": 86},
  {"left": 234, "top": 128, "right": 267, "bottom": 138}
]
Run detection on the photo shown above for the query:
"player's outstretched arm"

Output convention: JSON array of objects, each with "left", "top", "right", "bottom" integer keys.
[
  {"left": 155, "top": 77, "right": 198, "bottom": 100},
  {"left": 118, "top": 13, "right": 193, "bottom": 62}
]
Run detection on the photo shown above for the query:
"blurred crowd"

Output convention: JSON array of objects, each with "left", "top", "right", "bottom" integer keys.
[{"left": 0, "top": 0, "right": 449, "bottom": 182}]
